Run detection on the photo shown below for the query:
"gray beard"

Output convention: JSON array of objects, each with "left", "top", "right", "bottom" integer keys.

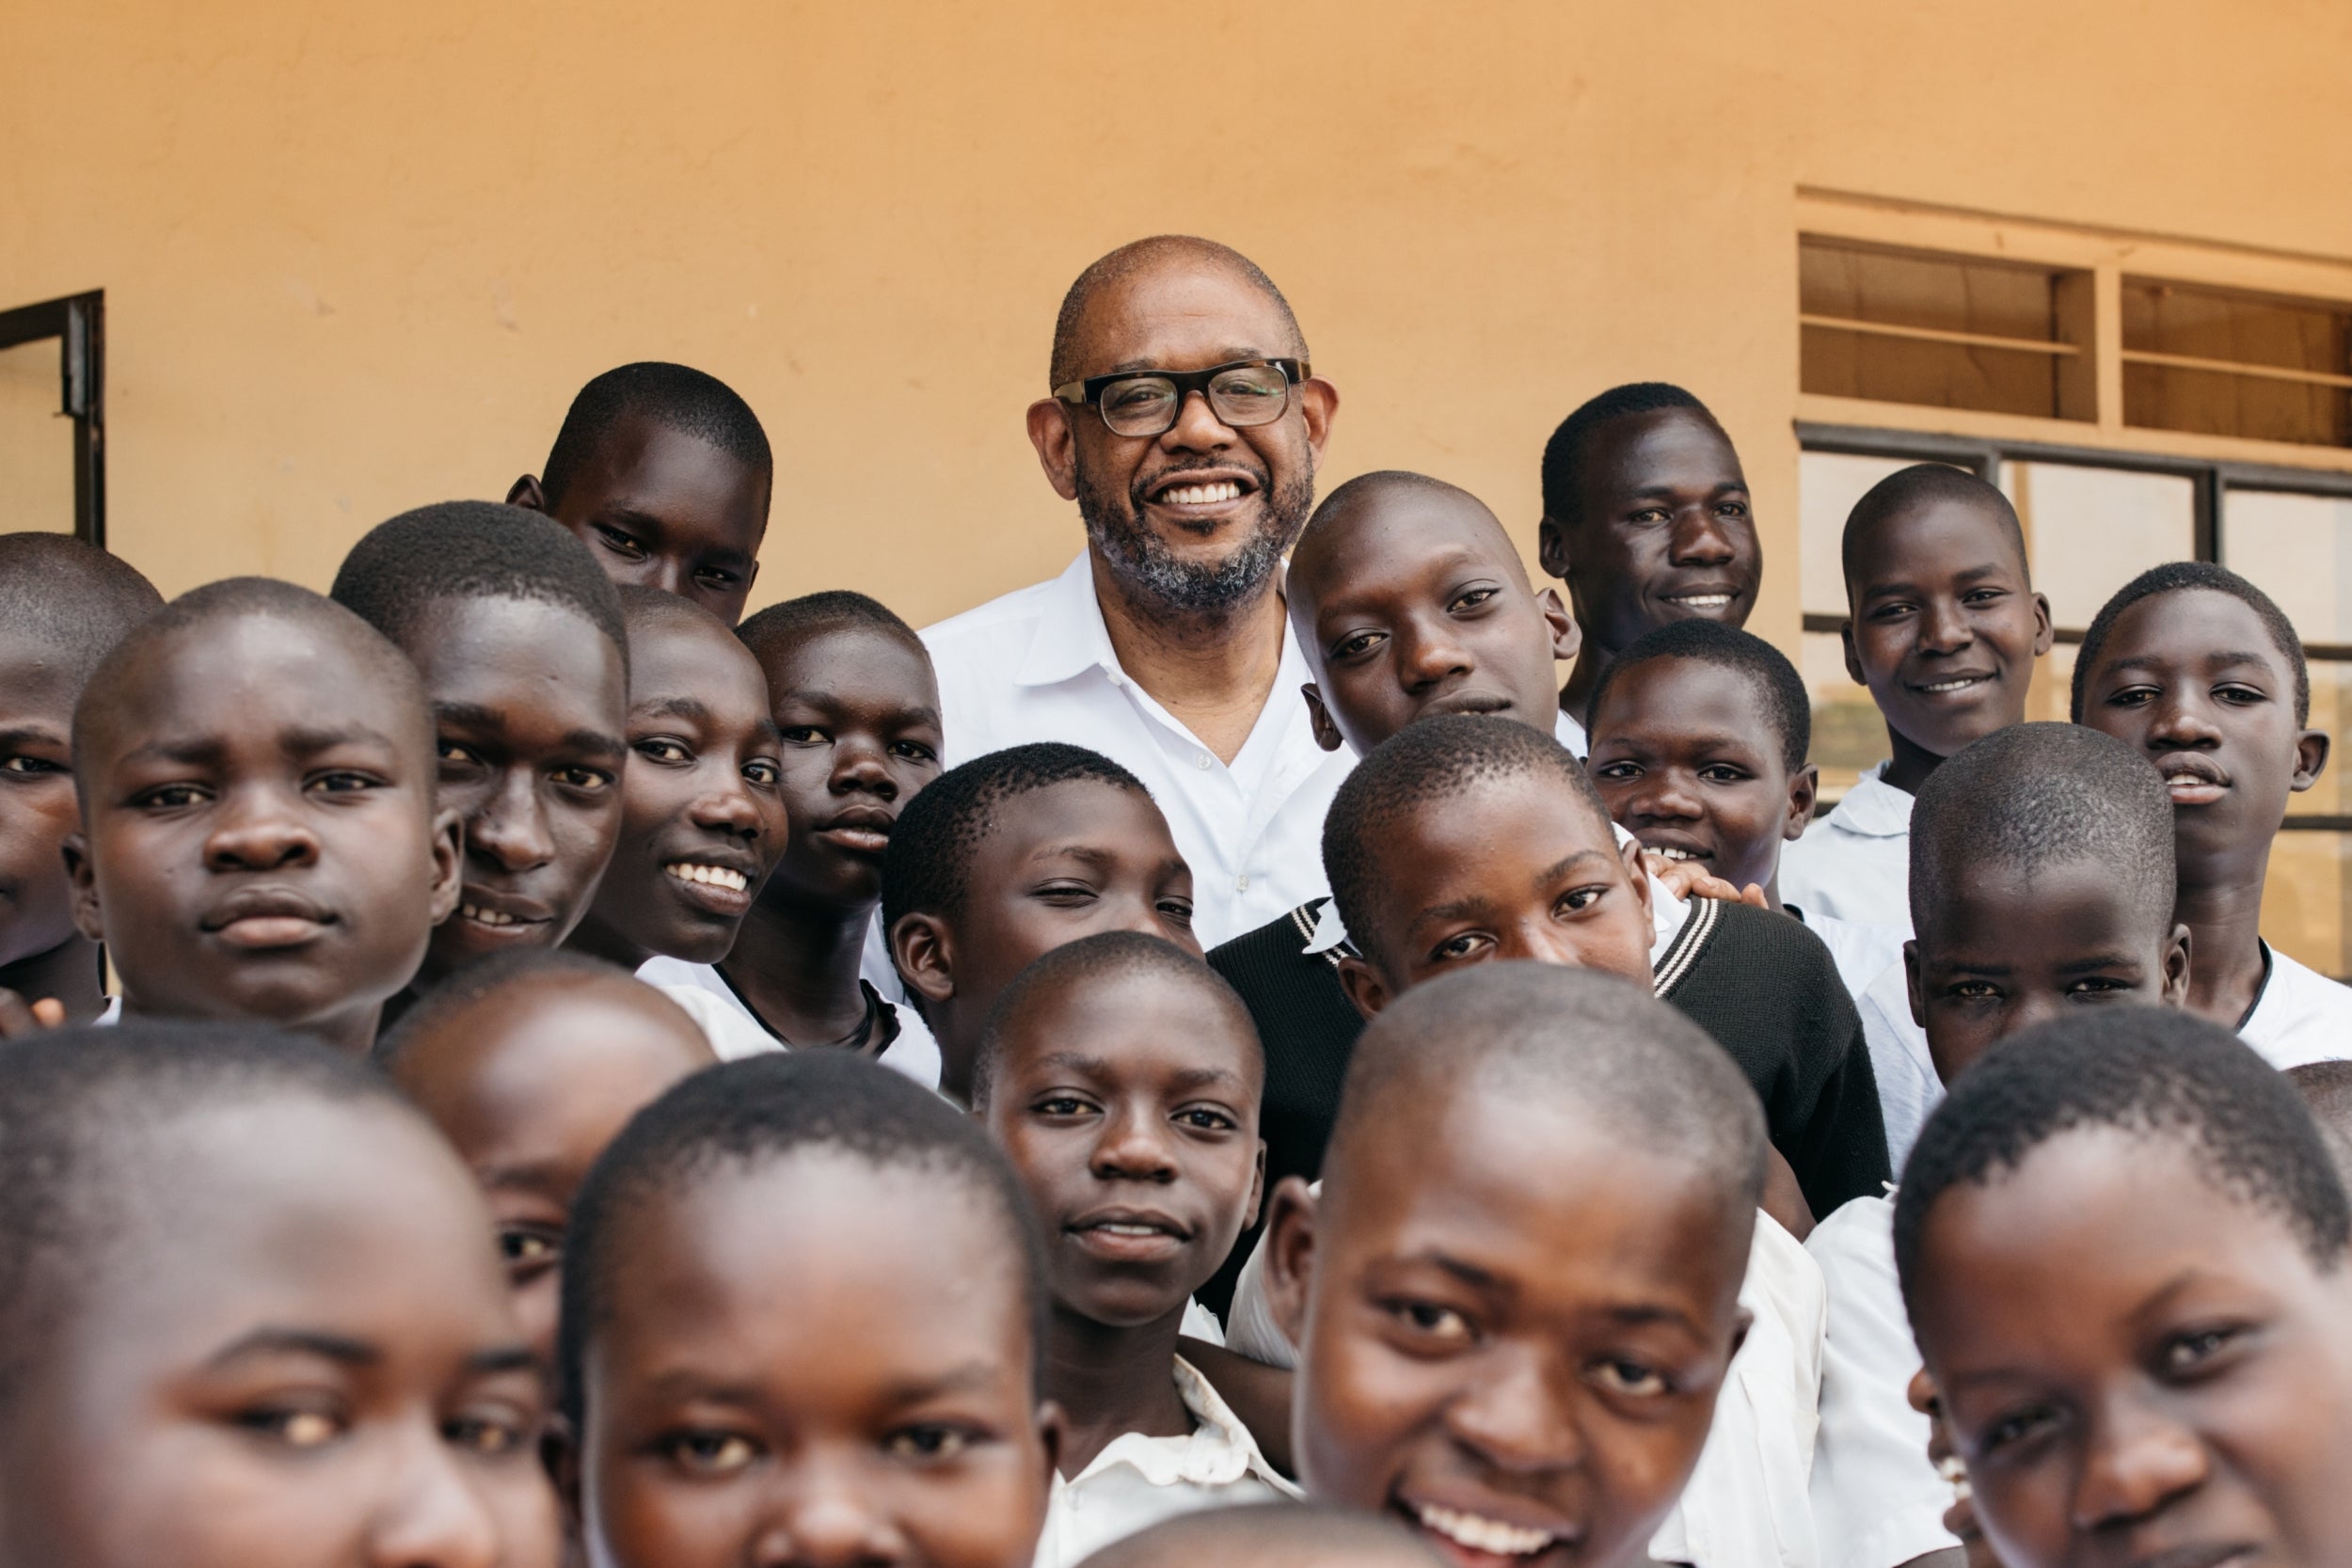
[{"left": 1077, "top": 467, "right": 1316, "bottom": 623}]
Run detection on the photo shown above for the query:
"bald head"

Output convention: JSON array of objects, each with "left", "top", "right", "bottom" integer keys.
[
  {"left": 1077, "top": 1503, "right": 1445, "bottom": 1568},
  {"left": 1049, "top": 235, "right": 1307, "bottom": 389},
  {"left": 0, "top": 533, "right": 162, "bottom": 692},
  {"left": 1291, "top": 470, "right": 1529, "bottom": 610},
  {"left": 1326, "top": 963, "right": 1767, "bottom": 1222},
  {"left": 1841, "top": 463, "right": 2026, "bottom": 585}
]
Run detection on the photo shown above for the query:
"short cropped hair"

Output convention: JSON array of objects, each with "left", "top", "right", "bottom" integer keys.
[
  {"left": 0, "top": 532, "right": 162, "bottom": 691},
  {"left": 557, "top": 1051, "right": 1050, "bottom": 1421},
  {"left": 72, "top": 577, "right": 430, "bottom": 773},
  {"left": 330, "top": 501, "right": 627, "bottom": 660},
  {"left": 1080, "top": 1502, "right": 1445, "bottom": 1567},
  {"left": 1894, "top": 1008, "right": 2351, "bottom": 1321},
  {"left": 881, "top": 743, "right": 1153, "bottom": 932},
  {"left": 1323, "top": 715, "right": 1613, "bottom": 966},
  {"left": 1327, "top": 963, "right": 1767, "bottom": 1217},
  {"left": 1585, "top": 619, "right": 1811, "bottom": 774},
  {"left": 1840, "top": 464, "right": 2026, "bottom": 589},
  {"left": 372, "top": 947, "right": 651, "bottom": 1069},
  {"left": 1539, "top": 382, "right": 1717, "bottom": 528},
  {"left": 0, "top": 1021, "right": 406, "bottom": 1411},
  {"left": 539, "top": 362, "right": 771, "bottom": 508},
  {"left": 1049, "top": 236, "right": 1308, "bottom": 390},
  {"left": 2071, "top": 560, "right": 2309, "bottom": 726},
  {"left": 1908, "top": 722, "right": 2175, "bottom": 937},
  {"left": 737, "top": 590, "right": 926, "bottom": 670},
  {"left": 971, "top": 930, "right": 1263, "bottom": 1110}
]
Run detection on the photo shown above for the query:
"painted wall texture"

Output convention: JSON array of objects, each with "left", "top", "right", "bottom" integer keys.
[{"left": 7, "top": 0, "right": 2348, "bottom": 630}]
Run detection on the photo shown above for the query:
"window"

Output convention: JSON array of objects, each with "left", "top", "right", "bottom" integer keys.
[
  {"left": 0, "top": 292, "right": 104, "bottom": 544},
  {"left": 1801, "top": 422, "right": 2352, "bottom": 976},
  {"left": 1800, "top": 237, "right": 2093, "bottom": 421},
  {"left": 2122, "top": 277, "right": 2352, "bottom": 448}
]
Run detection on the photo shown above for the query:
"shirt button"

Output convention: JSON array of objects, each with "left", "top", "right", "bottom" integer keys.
[
  {"left": 1236, "top": 874, "right": 1250, "bottom": 892},
  {"left": 1195, "top": 752, "right": 1211, "bottom": 769}
]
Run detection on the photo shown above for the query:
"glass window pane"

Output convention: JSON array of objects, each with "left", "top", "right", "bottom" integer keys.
[
  {"left": 1801, "top": 630, "right": 1883, "bottom": 801},
  {"left": 1802, "top": 326, "right": 2067, "bottom": 420},
  {"left": 2222, "top": 489, "right": 2352, "bottom": 644},
  {"left": 2264, "top": 828, "right": 2351, "bottom": 981},
  {"left": 2001, "top": 462, "right": 2196, "bottom": 632},
  {"left": 0, "top": 339, "right": 74, "bottom": 535}
]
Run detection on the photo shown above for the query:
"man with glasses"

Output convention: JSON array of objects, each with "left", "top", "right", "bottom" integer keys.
[{"left": 920, "top": 235, "right": 1345, "bottom": 947}]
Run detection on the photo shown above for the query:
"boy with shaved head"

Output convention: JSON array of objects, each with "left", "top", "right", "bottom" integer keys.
[
  {"left": 1261, "top": 963, "right": 1805, "bottom": 1568},
  {"left": 0, "top": 533, "right": 162, "bottom": 1026},
  {"left": 923, "top": 236, "right": 1347, "bottom": 949}
]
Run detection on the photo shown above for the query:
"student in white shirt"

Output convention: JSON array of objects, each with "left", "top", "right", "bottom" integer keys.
[
  {"left": 1780, "top": 465, "right": 2052, "bottom": 931},
  {"left": 922, "top": 236, "right": 1345, "bottom": 949},
  {"left": 1811, "top": 722, "right": 2189, "bottom": 1568},
  {"left": 1534, "top": 382, "right": 1765, "bottom": 738},
  {"left": 1259, "top": 964, "right": 1792, "bottom": 1568},
  {"left": 974, "top": 934, "right": 1297, "bottom": 1568},
  {"left": 2073, "top": 560, "right": 2352, "bottom": 1068}
]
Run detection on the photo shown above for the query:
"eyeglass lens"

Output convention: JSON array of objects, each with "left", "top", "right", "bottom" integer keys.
[{"left": 1097, "top": 364, "right": 1292, "bottom": 437}]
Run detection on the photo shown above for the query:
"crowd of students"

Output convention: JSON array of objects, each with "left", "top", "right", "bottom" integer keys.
[{"left": 3, "top": 231, "right": 2351, "bottom": 1568}]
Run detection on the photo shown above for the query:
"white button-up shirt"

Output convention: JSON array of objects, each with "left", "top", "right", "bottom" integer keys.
[
  {"left": 1780, "top": 761, "right": 1915, "bottom": 931},
  {"left": 923, "top": 552, "right": 1355, "bottom": 949}
]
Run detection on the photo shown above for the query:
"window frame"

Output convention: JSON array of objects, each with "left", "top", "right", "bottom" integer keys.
[{"left": 0, "top": 290, "right": 104, "bottom": 546}]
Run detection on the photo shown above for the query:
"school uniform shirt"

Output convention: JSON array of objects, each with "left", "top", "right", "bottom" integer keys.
[
  {"left": 1225, "top": 1196, "right": 1825, "bottom": 1568},
  {"left": 1030, "top": 1356, "right": 1298, "bottom": 1568},
  {"left": 1788, "top": 908, "right": 1908, "bottom": 1015},
  {"left": 1852, "top": 961, "right": 1941, "bottom": 1173},
  {"left": 1779, "top": 762, "right": 1914, "bottom": 931},
  {"left": 922, "top": 553, "right": 1357, "bottom": 950},
  {"left": 1807, "top": 1195, "right": 1961, "bottom": 1568},
  {"left": 634, "top": 956, "right": 942, "bottom": 1088},
  {"left": 2239, "top": 941, "right": 2352, "bottom": 1070}
]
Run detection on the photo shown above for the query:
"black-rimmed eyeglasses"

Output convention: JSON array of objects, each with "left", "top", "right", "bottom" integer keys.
[{"left": 1053, "top": 357, "right": 1309, "bottom": 439}]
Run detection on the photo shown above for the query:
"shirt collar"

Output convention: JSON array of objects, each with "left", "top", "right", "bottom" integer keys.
[
  {"left": 1063, "top": 1357, "right": 1302, "bottom": 1494},
  {"left": 1015, "top": 552, "right": 1123, "bottom": 688},
  {"left": 1831, "top": 760, "right": 1914, "bottom": 837}
]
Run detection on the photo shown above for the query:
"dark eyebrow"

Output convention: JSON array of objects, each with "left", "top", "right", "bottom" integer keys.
[
  {"left": 634, "top": 697, "right": 713, "bottom": 725},
  {"left": 2055, "top": 953, "right": 2143, "bottom": 975},
  {"left": 1536, "top": 847, "right": 1617, "bottom": 887},
  {"left": 1026, "top": 843, "right": 1117, "bottom": 870},
  {"left": 119, "top": 724, "right": 401, "bottom": 769},
  {"left": 882, "top": 1359, "right": 1006, "bottom": 1402},
  {"left": 1102, "top": 349, "right": 1278, "bottom": 376},
  {"left": 465, "top": 1346, "right": 541, "bottom": 1379},
  {"left": 776, "top": 693, "right": 945, "bottom": 731},
  {"left": 0, "top": 722, "right": 69, "bottom": 749},
  {"left": 208, "top": 1328, "right": 380, "bottom": 1370},
  {"left": 1627, "top": 480, "right": 1748, "bottom": 500},
  {"left": 475, "top": 1159, "right": 574, "bottom": 1198},
  {"left": 1600, "top": 1302, "right": 1708, "bottom": 1335},
  {"left": 2098, "top": 649, "right": 2281, "bottom": 684}
]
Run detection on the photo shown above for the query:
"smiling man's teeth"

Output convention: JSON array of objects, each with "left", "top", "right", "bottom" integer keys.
[
  {"left": 1918, "top": 677, "right": 1984, "bottom": 693},
  {"left": 1650, "top": 847, "right": 1700, "bottom": 862},
  {"left": 1414, "top": 1503, "right": 1555, "bottom": 1557},
  {"left": 1092, "top": 1222, "right": 1167, "bottom": 1237},
  {"left": 1671, "top": 594, "right": 1733, "bottom": 609},
  {"left": 1162, "top": 481, "right": 1241, "bottom": 505},
  {"left": 460, "top": 903, "right": 518, "bottom": 927},
  {"left": 668, "top": 863, "right": 749, "bottom": 893}
]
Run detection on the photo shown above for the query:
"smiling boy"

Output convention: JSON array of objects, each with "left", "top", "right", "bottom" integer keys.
[
  {"left": 1536, "top": 383, "right": 1762, "bottom": 729},
  {"left": 2073, "top": 561, "right": 2349, "bottom": 1063},
  {"left": 1781, "top": 465, "right": 2052, "bottom": 929},
  {"left": 977, "top": 933, "right": 1293, "bottom": 1564},
  {"left": 509, "top": 361, "right": 771, "bottom": 625},
  {"left": 64, "top": 579, "right": 461, "bottom": 1053}
]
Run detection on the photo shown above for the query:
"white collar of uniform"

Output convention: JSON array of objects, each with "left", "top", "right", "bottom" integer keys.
[
  {"left": 1013, "top": 552, "right": 1124, "bottom": 688},
  {"left": 1304, "top": 819, "right": 1683, "bottom": 961},
  {"left": 1829, "top": 760, "right": 1912, "bottom": 838},
  {"left": 1062, "top": 1356, "right": 1301, "bottom": 1495}
]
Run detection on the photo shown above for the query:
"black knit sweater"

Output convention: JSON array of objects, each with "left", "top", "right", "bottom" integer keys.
[{"left": 1200, "top": 895, "right": 1891, "bottom": 1313}]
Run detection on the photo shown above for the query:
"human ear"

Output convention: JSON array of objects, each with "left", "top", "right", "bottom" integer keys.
[
  {"left": 1904, "top": 938, "right": 1926, "bottom": 1028},
  {"left": 1537, "top": 586, "right": 1582, "bottom": 666},
  {"left": 1032, "top": 1399, "right": 1067, "bottom": 1490},
  {"left": 1536, "top": 515, "right": 1570, "bottom": 581},
  {"left": 62, "top": 832, "right": 103, "bottom": 942},
  {"left": 1334, "top": 954, "right": 1392, "bottom": 1021},
  {"left": 1263, "top": 1177, "right": 1321, "bottom": 1351},
  {"left": 890, "top": 913, "right": 957, "bottom": 1009},
  {"left": 1302, "top": 684, "right": 1347, "bottom": 753},
  {"left": 1618, "top": 836, "right": 1654, "bottom": 927},
  {"left": 1784, "top": 764, "right": 1820, "bottom": 842},
  {"left": 1244, "top": 1137, "right": 1266, "bottom": 1231},
  {"left": 1025, "top": 400, "right": 1081, "bottom": 502},
  {"left": 506, "top": 474, "right": 548, "bottom": 512},
  {"left": 2160, "top": 923, "right": 2193, "bottom": 1007},
  {"left": 2029, "top": 591, "right": 2056, "bottom": 657},
  {"left": 426, "top": 807, "right": 464, "bottom": 926},
  {"left": 1841, "top": 620, "right": 1867, "bottom": 688},
  {"left": 2293, "top": 728, "right": 2330, "bottom": 792},
  {"left": 1295, "top": 376, "right": 1340, "bottom": 467}
]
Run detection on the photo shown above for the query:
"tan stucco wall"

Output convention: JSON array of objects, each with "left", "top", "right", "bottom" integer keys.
[{"left": 5, "top": 0, "right": 2349, "bottom": 635}]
